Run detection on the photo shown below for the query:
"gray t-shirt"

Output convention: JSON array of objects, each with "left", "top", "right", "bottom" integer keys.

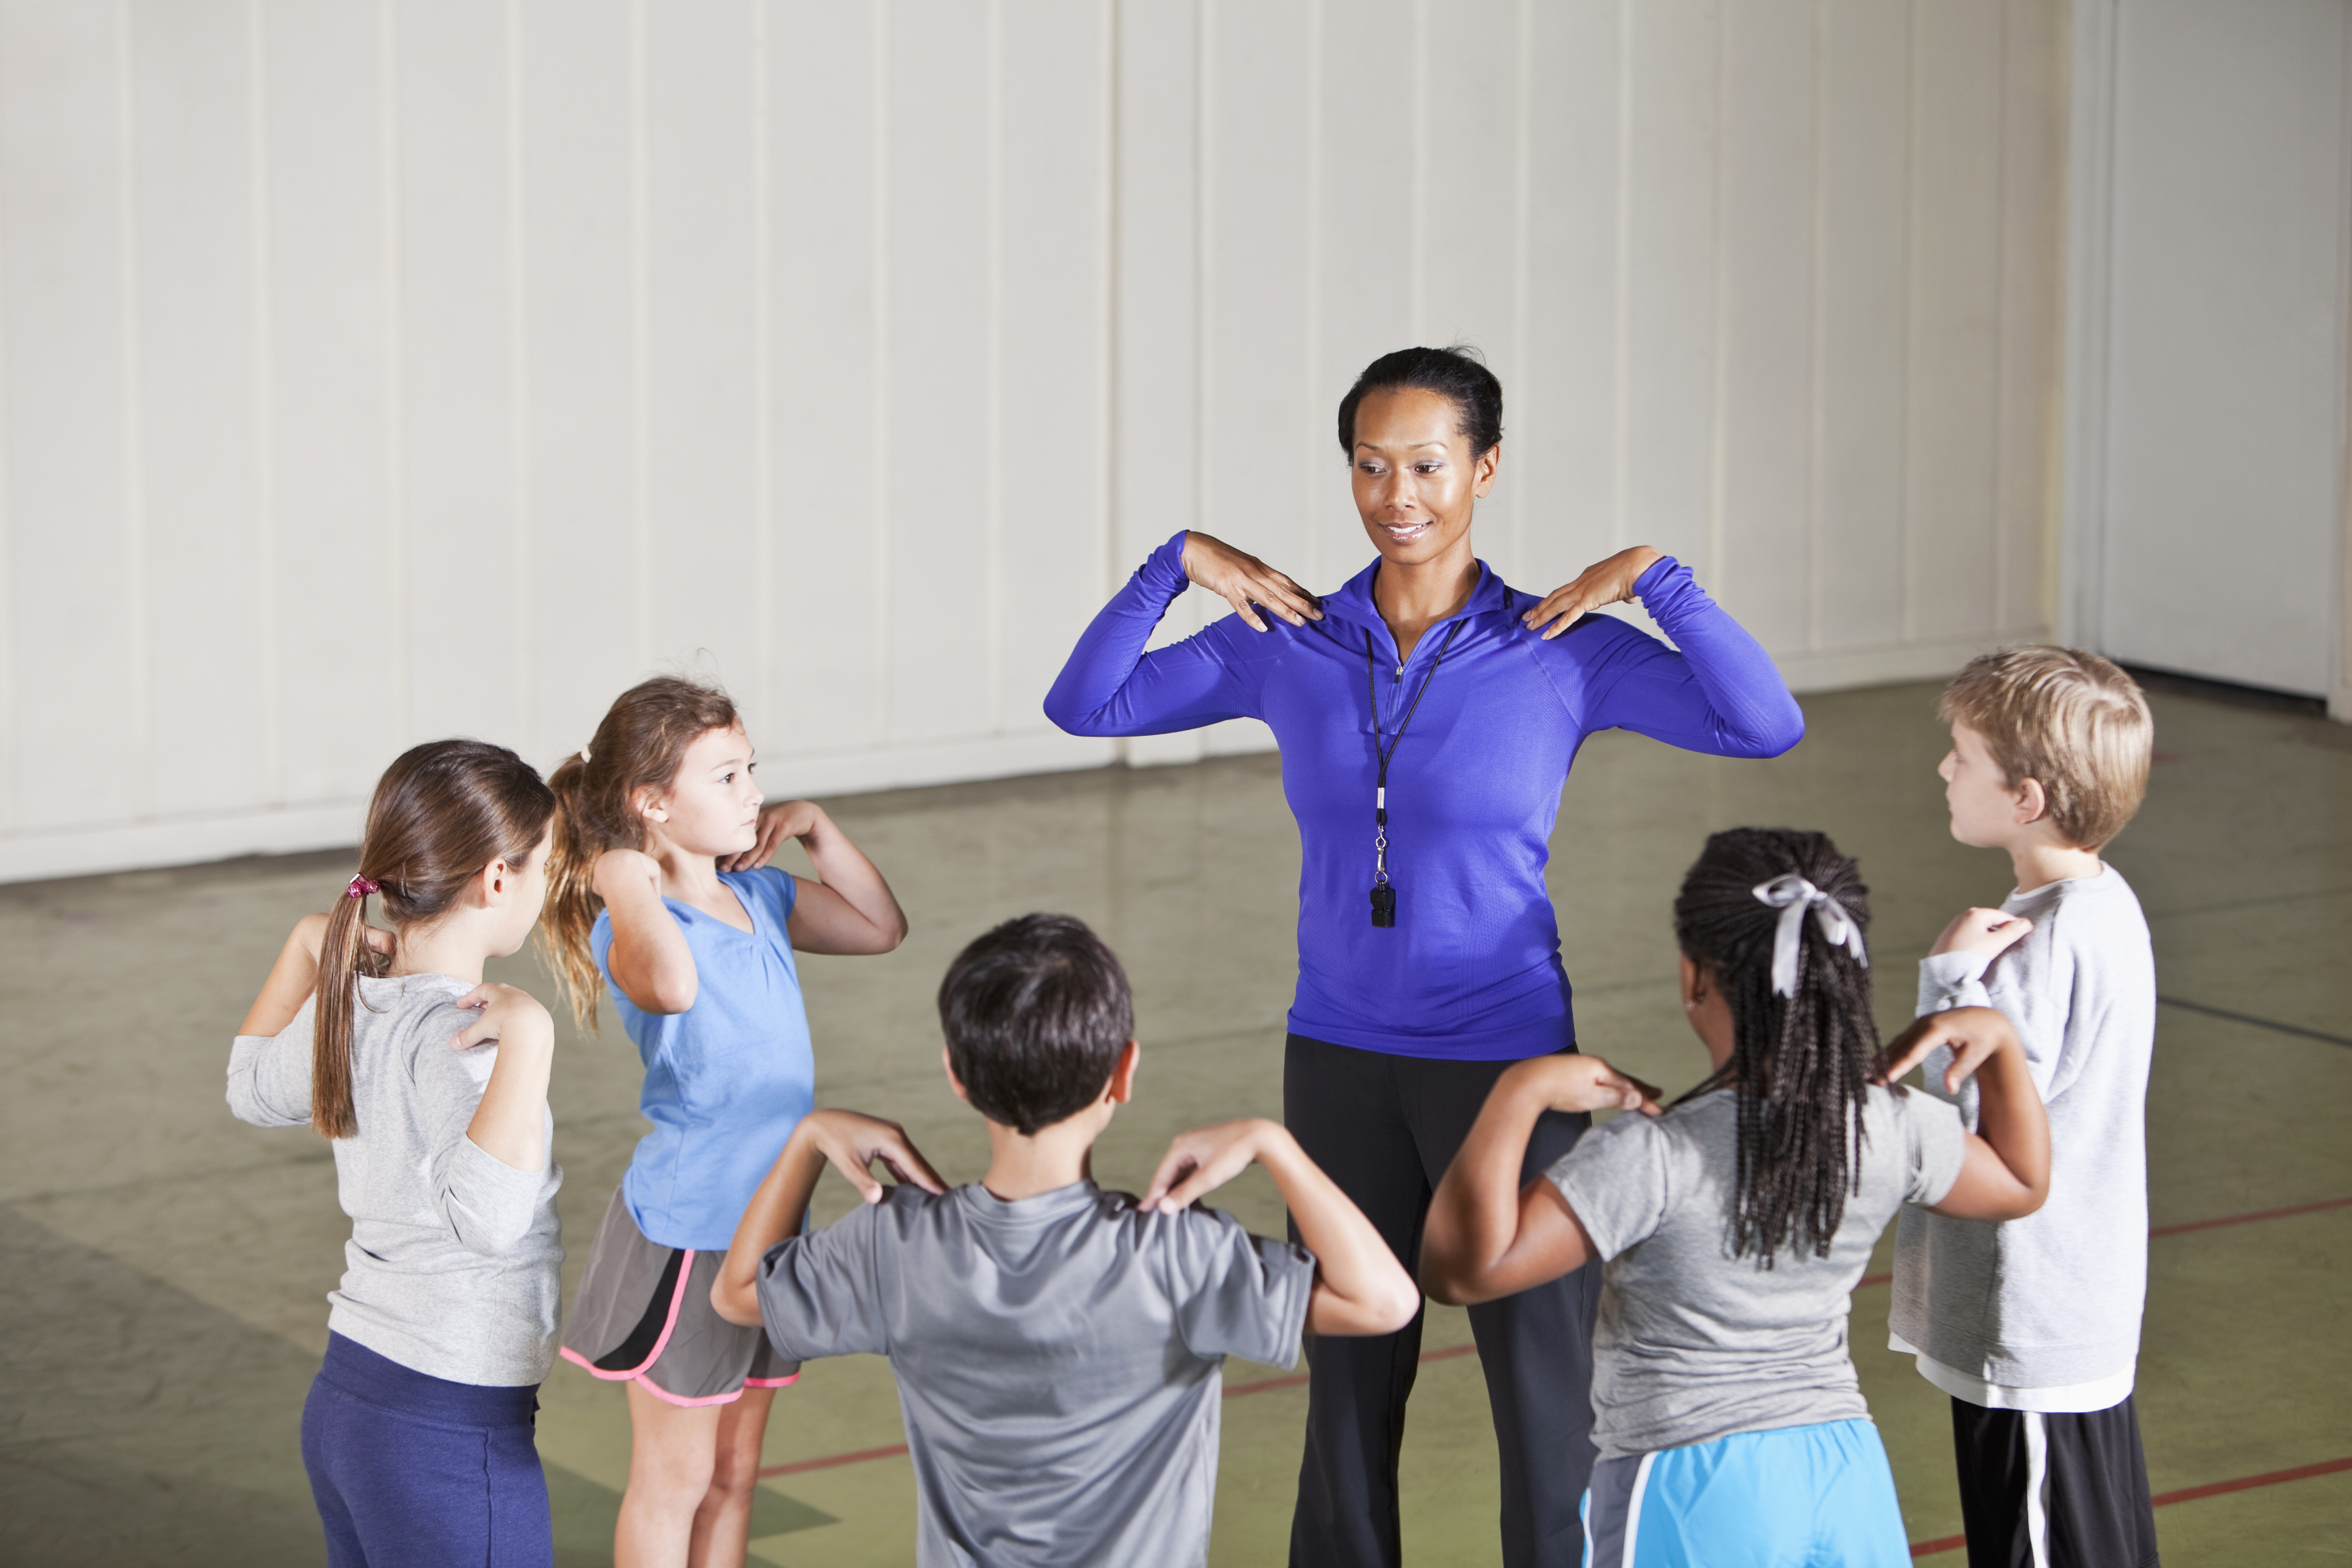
[
  {"left": 757, "top": 1178, "right": 1315, "bottom": 1568},
  {"left": 1550, "top": 1085, "right": 1967, "bottom": 1460},
  {"left": 227, "top": 976, "right": 564, "bottom": 1385},
  {"left": 1894, "top": 864, "right": 2157, "bottom": 1396}
]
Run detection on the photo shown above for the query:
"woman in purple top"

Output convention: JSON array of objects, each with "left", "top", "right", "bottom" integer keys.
[{"left": 1045, "top": 346, "right": 1803, "bottom": 1568}]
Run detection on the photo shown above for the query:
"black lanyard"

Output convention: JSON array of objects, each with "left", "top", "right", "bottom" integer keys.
[{"left": 1365, "top": 620, "right": 1464, "bottom": 927}]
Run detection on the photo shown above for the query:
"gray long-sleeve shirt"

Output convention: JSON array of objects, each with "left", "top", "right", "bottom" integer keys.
[
  {"left": 228, "top": 975, "right": 564, "bottom": 1386},
  {"left": 1890, "top": 865, "right": 2155, "bottom": 1401}
]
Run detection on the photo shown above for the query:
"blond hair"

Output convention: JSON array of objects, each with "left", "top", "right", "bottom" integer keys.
[{"left": 1938, "top": 647, "right": 2152, "bottom": 850}]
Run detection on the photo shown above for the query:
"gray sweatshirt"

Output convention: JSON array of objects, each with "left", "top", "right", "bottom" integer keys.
[
  {"left": 1889, "top": 865, "right": 2155, "bottom": 1399},
  {"left": 227, "top": 975, "right": 564, "bottom": 1386}
]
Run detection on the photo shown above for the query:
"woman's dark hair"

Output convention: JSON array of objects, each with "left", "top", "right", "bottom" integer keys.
[
  {"left": 1335, "top": 344, "right": 1503, "bottom": 458},
  {"left": 937, "top": 914, "right": 1134, "bottom": 1136},
  {"left": 542, "top": 676, "right": 742, "bottom": 1032},
  {"left": 315, "top": 740, "right": 556, "bottom": 1139},
  {"left": 1672, "top": 827, "right": 1879, "bottom": 1264}
]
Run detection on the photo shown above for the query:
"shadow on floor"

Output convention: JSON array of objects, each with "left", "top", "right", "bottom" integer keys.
[{"left": 0, "top": 1205, "right": 842, "bottom": 1566}]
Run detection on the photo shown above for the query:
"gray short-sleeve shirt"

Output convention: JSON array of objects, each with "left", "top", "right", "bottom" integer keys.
[
  {"left": 1549, "top": 1085, "right": 1967, "bottom": 1460},
  {"left": 757, "top": 1179, "right": 1315, "bottom": 1568}
]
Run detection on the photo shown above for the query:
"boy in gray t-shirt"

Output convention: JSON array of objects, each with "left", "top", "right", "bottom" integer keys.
[{"left": 712, "top": 914, "right": 1418, "bottom": 1568}]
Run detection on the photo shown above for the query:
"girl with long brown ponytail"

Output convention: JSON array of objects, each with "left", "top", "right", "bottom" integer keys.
[
  {"left": 1420, "top": 828, "right": 2054, "bottom": 1567},
  {"left": 227, "top": 739, "right": 564, "bottom": 1568},
  {"left": 543, "top": 676, "right": 907, "bottom": 1568}
]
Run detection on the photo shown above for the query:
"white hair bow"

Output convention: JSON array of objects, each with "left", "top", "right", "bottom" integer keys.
[{"left": 1752, "top": 873, "right": 1867, "bottom": 998}]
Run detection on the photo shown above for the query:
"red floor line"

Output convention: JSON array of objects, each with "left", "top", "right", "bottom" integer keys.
[
  {"left": 758, "top": 1196, "right": 2348, "bottom": 1483},
  {"left": 1909, "top": 1455, "right": 2352, "bottom": 1556},
  {"left": 1857, "top": 1192, "right": 2351, "bottom": 1291}
]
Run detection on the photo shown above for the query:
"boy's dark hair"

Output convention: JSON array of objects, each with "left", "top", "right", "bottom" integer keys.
[
  {"left": 1673, "top": 828, "right": 1879, "bottom": 1264},
  {"left": 938, "top": 914, "right": 1135, "bottom": 1136},
  {"left": 1335, "top": 343, "right": 1504, "bottom": 458}
]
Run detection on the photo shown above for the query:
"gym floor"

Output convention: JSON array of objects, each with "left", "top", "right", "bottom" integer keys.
[{"left": 2, "top": 679, "right": 2345, "bottom": 1566}]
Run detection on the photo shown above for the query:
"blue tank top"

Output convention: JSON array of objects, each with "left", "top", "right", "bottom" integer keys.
[{"left": 592, "top": 867, "right": 815, "bottom": 1250}]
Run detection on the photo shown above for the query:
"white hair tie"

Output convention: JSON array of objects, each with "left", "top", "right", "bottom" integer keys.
[{"left": 1752, "top": 873, "right": 1867, "bottom": 998}]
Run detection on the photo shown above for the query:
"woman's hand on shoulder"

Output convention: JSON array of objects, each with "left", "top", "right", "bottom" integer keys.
[
  {"left": 1502, "top": 1052, "right": 1662, "bottom": 1116},
  {"left": 1181, "top": 531, "right": 1323, "bottom": 632},
  {"left": 1521, "top": 545, "right": 1667, "bottom": 640},
  {"left": 449, "top": 982, "right": 555, "bottom": 1055}
]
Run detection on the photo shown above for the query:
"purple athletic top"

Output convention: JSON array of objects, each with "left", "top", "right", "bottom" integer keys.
[{"left": 1045, "top": 532, "right": 1804, "bottom": 1060}]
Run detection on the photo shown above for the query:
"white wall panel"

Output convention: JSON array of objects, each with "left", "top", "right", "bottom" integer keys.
[
  {"left": 260, "top": 0, "right": 394, "bottom": 808},
  {"left": 131, "top": 0, "right": 268, "bottom": 818},
  {"left": 520, "top": 0, "right": 636, "bottom": 766},
  {"left": 0, "top": 0, "right": 2070, "bottom": 880}
]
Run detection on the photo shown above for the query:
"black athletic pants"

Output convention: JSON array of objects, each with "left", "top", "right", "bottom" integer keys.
[
  {"left": 1951, "top": 1395, "right": 2161, "bottom": 1568},
  {"left": 1283, "top": 1034, "right": 1601, "bottom": 1568}
]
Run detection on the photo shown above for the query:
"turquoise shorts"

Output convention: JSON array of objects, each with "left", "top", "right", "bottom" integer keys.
[{"left": 1581, "top": 1418, "right": 1911, "bottom": 1567}]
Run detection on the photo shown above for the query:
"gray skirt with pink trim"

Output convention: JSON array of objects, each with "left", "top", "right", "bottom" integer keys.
[{"left": 558, "top": 1185, "right": 799, "bottom": 1407}]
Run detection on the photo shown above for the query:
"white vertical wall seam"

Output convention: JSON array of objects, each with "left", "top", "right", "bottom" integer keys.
[
  {"left": 114, "top": 0, "right": 152, "bottom": 812},
  {"left": 750, "top": 0, "right": 774, "bottom": 745},
  {"left": 1612, "top": 0, "right": 1632, "bottom": 553},
  {"left": 870, "top": 0, "right": 891, "bottom": 740},
  {"left": 379, "top": 0, "right": 409, "bottom": 744},
  {"left": 1805, "top": 0, "right": 1827, "bottom": 652},
  {"left": 1304, "top": 0, "right": 1325, "bottom": 589},
  {"left": 1509, "top": 0, "right": 1532, "bottom": 575},
  {"left": 2058, "top": 0, "right": 2118, "bottom": 652},
  {"left": 2337, "top": 0, "right": 2352, "bottom": 719},
  {"left": 1990, "top": 0, "right": 2012, "bottom": 635},
  {"left": 247, "top": 0, "right": 282, "bottom": 800},
  {"left": 1898, "top": 0, "right": 1920, "bottom": 645},
  {"left": 1098, "top": 0, "right": 1118, "bottom": 602},
  {"left": 1194, "top": 0, "right": 1213, "bottom": 542},
  {"left": 628, "top": 0, "right": 653, "bottom": 671},
  {"left": 1706, "top": 0, "right": 1729, "bottom": 590},
  {"left": 0, "top": 23, "right": 13, "bottom": 832},
  {"left": 985, "top": 0, "right": 1004, "bottom": 732},
  {"left": 1409, "top": 0, "right": 1427, "bottom": 345},
  {"left": 505, "top": 0, "right": 532, "bottom": 756}
]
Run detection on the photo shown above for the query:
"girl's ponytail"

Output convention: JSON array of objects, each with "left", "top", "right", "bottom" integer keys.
[
  {"left": 541, "top": 753, "right": 607, "bottom": 1032},
  {"left": 1672, "top": 827, "right": 1879, "bottom": 1263},
  {"left": 536, "top": 676, "right": 743, "bottom": 1034},
  {"left": 313, "top": 741, "right": 556, "bottom": 1140},
  {"left": 311, "top": 874, "right": 389, "bottom": 1138}
]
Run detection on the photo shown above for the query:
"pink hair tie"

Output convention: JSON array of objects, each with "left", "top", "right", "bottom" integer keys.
[{"left": 346, "top": 875, "right": 380, "bottom": 898}]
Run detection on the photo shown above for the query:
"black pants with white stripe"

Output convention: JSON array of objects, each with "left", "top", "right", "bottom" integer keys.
[
  {"left": 1951, "top": 1395, "right": 2161, "bottom": 1568},
  {"left": 1283, "top": 1034, "right": 1602, "bottom": 1568}
]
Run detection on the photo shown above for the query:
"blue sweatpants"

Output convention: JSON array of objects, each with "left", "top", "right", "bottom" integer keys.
[
  {"left": 1581, "top": 1419, "right": 1911, "bottom": 1567},
  {"left": 301, "top": 1331, "right": 553, "bottom": 1568}
]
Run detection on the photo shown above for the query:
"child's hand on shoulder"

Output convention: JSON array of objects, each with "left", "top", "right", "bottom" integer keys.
[
  {"left": 591, "top": 847, "right": 663, "bottom": 903},
  {"left": 1143, "top": 1118, "right": 1287, "bottom": 1214},
  {"left": 793, "top": 1109, "right": 946, "bottom": 1204},
  {"left": 1930, "top": 907, "right": 2033, "bottom": 960},
  {"left": 1502, "top": 1053, "right": 1662, "bottom": 1117},
  {"left": 1877, "top": 1004, "right": 2021, "bottom": 1093},
  {"left": 724, "top": 800, "right": 830, "bottom": 873},
  {"left": 450, "top": 983, "right": 555, "bottom": 1055}
]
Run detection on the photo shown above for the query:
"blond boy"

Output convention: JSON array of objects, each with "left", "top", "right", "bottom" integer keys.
[{"left": 1892, "top": 647, "right": 2160, "bottom": 1568}]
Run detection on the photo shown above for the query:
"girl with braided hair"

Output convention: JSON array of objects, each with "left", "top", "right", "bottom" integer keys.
[{"left": 1422, "top": 828, "right": 2052, "bottom": 1567}]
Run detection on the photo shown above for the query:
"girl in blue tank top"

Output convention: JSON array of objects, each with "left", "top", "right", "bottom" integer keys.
[{"left": 542, "top": 676, "right": 908, "bottom": 1568}]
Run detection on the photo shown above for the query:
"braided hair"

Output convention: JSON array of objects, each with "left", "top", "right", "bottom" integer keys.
[{"left": 1672, "top": 828, "right": 1880, "bottom": 1263}]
